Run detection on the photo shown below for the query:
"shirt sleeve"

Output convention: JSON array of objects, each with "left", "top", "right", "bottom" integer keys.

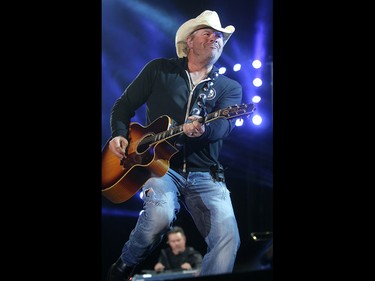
[
  {"left": 198, "top": 79, "right": 243, "bottom": 142},
  {"left": 187, "top": 247, "right": 203, "bottom": 269},
  {"left": 110, "top": 59, "right": 160, "bottom": 138}
]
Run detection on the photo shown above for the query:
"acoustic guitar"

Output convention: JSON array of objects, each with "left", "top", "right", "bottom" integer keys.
[{"left": 102, "top": 103, "right": 255, "bottom": 203}]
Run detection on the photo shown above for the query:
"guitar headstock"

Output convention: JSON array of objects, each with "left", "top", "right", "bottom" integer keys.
[{"left": 220, "top": 103, "right": 256, "bottom": 119}]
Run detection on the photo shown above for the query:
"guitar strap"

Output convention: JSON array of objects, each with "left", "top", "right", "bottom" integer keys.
[
  {"left": 179, "top": 68, "right": 219, "bottom": 175},
  {"left": 189, "top": 71, "right": 218, "bottom": 118}
]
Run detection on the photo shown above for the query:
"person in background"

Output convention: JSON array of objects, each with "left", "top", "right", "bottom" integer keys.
[
  {"left": 154, "top": 226, "right": 202, "bottom": 272},
  {"left": 106, "top": 10, "right": 242, "bottom": 281}
]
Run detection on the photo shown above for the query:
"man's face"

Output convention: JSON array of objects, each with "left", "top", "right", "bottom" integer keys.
[
  {"left": 168, "top": 232, "right": 186, "bottom": 253},
  {"left": 188, "top": 28, "right": 224, "bottom": 61}
]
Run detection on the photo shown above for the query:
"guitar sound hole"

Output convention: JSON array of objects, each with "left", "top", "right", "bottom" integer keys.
[{"left": 137, "top": 134, "right": 154, "bottom": 154}]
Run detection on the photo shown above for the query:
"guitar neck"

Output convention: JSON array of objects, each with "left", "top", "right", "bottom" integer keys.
[
  {"left": 150, "top": 110, "right": 220, "bottom": 143},
  {"left": 144, "top": 104, "right": 254, "bottom": 146},
  {"left": 152, "top": 124, "right": 184, "bottom": 142}
]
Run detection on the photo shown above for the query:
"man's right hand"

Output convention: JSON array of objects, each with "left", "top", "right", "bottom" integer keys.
[
  {"left": 154, "top": 262, "right": 165, "bottom": 272},
  {"left": 109, "top": 136, "right": 128, "bottom": 159}
]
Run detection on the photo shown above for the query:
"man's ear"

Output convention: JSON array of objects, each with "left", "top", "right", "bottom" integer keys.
[{"left": 186, "top": 37, "right": 193, "bottom": 48}]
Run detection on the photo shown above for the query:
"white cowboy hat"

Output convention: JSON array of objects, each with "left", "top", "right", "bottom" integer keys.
[{"left": 175, "top": 10, "right": 235, "bottom": 58}]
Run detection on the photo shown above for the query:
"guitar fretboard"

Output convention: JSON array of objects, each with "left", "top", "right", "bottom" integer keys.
[{"left": 141, "top": 104, "right": 254, "bottom": 148}]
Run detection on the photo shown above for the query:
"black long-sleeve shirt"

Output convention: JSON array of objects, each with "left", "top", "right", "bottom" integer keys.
[
  {"left": 110, "top": 56, "right": 243, "bottom": 172},
  {"left": 157, "top": 246, "right": 203, "bottom": 270}
]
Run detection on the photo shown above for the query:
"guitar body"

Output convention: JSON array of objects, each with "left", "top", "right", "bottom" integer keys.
[{"left": 102, "top": 115, "right": 179, "bottom": 203}]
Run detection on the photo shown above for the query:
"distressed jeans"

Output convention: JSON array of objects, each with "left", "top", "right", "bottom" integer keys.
[{"left": 119, "top": 168, "right": 241, "bottom": 276}]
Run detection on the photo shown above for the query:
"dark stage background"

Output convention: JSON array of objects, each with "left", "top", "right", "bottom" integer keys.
[{"left": 102, "top": 0, "right": 273, "bottom": 280}]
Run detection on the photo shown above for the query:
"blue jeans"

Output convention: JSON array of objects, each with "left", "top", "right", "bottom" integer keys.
[{"left": 119, "top": 168, "right": 241, "bottom": 276}]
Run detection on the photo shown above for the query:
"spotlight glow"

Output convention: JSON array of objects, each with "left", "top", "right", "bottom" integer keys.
[
  {"left": 219, "top": 67, "right": 227, "bottom": 74},
  {"left": 252, "top": 95, "right": 262, "bottom": 103},
  {"left": 235, "top": 118, "right": 244, "bottom": 127},
  {"left": 252, "top": 114, "right": 262, "bottom": 125},
  {"left": 253, "top": 78, "right": 263, "bottom": 87},
  {"left": 252, "top": 60, "right": 262, "bottom": 69},
  {"left": 233, "top": 64, "right": 241, "bottom": 72}
]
